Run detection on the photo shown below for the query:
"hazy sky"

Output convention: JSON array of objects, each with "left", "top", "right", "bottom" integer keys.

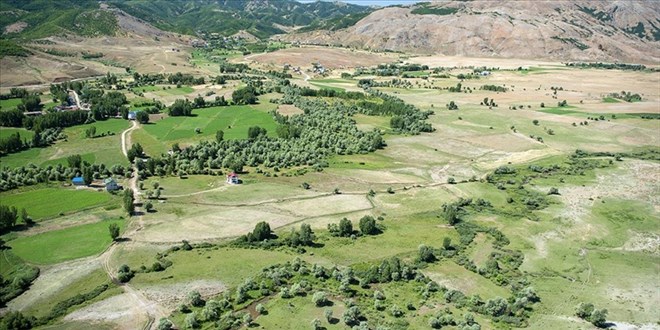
[{"left": 297, "top": 0, "right": 422, "bottom": 7}]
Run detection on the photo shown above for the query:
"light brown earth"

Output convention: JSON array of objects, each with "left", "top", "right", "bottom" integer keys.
[
  {"left": 281, "top": 1, "right": 660, "bottom": 64},
  {"left": 243, "top": 46, "right": 397, "bottom": 71}
]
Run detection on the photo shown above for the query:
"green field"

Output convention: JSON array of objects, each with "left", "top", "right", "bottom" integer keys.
[
  {"left": 132, "top": 248, "right": 294, "bottom": 287},
  {"left": 8, "top": 218, "right": 125, "bottom": 264},
  {"left": 0, "top": 127, "right": 35, "bottom": 140},
  {"left": 309, "top": 82, "right": 346, "bottom": 92},
  {"left": 0, "top": 249, "right": 29, "bottom": 279},
  {"left": 0, "top": 119, "right": 129, "bottom": 168},
  {"left": 157, "top": 86, "right": 195, "bottom": 96},
  {"left": 0, "top": 98, "right": 22, "bottom": 111},
  {"left": 602, "top": 97, "right": 621, "bottom": 103},
  {"left": 0, "top": 187, "right": 116, "bottom": 220},
  {"left": 138, "top": 105, "right": 277, "bottom": 153}
]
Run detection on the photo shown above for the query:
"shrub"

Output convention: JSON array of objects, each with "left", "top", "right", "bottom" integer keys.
[
  {"left": 189, "top": 290, "right": 205, "bottom": 307},
  {"left": 418, "top": 244, "right": 435, "bottom": 262},
  {"left": 359, "top": 215, "right": 378, "bottom": 235},
  {"left": 312, "top": 291, "right": 329, "bottom": 307}
]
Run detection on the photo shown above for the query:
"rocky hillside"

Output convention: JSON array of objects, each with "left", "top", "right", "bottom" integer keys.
[{"left": 280, "top": 0, "right": 660, "bottom": 64}]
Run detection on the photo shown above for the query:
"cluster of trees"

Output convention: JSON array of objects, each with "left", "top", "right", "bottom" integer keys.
[
  {"left": 356, "top": 78, "right": 413, "bottom": 89},
  {"left": 24, "top": 111, "right": 91, "bottom": 131},
  {"left": 0, "top": 204, "right": 32, "bottom": 233},
  {"left": 448, "top": 82, "right": 463, "bottom": 93},
  {"left": 231, "top": 86, "right": 258, "bottom": 105},
  {"left": 168, "top": 72, "right": 205, "bottom": 85},
  {"left": 127, "top": 143, "right": 144, "bottom": 163},
  {"left": 608, "top": 91, "right": 642, "bottom": 102},
  {"left": 327, "top": 216, "right": 380, "bottom": 237},
  {"left": 276, "top": 81, "right": 433, "bottom": 135},
  {"left": 91, "top": 91, "right": 129, "bottom": 120},
  {"left": 233, "top": 221, "right": 317, "bottom": 251},
  {"left": 0, "top": 128, "right": 63, "bottom": 155},
  {"left": 168, "top": 99, "right": 193, "bottom": 116},
  {"left": 576, "top": 302, "right": 608, "bottom": 327},
  {"left": 219, "top": 61, "right": 249, "bottom": 73},
  {"left": 0, "top": 88, "right": 30, "bottom": 100},
  {"left": 565, "top": 62, "right": 647, "bottom": 71},
  {"left": 354, "top": 63, "right": 429, "bottom": 76},
  {"left": 134, "top": 98, "right": 384, "bottom": 178},
  {"left": 0, "top": 162, "right": 131, "bottom": 192},
  {"left": 481, "top": 97, "right": 497, "bottom": 107},
  {"left": 361, "top": 91, "right": 434, "bottom": 134},
  {"left": 480, "top": 84, "right": 508, "bottom": 92},
  {"left": 17, "top": 94, "right": 43, "bottom": 112}
]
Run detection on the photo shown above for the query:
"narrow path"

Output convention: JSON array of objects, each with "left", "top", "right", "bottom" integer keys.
[
  {"left": 121, "top": 120, "right": 139, "bottom": 158},
  {"left": 95, "top": 120, "right": 167, "bottom": 329}
]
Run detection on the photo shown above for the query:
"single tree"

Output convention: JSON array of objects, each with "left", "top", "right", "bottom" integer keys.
[
  {"left": 418, "top": 244, "right": 435, "bottom": 262},
  {"left": 359, "top": 215, "right": 378, "bottom": 235},
  {"left": 109, "top": 223, "right": 120, "bottom": 241},
  {"left": 339, "top": 218, "right": 353, "bottom": 237},
  {"left": 312, "top": 291, "right": 328, "bottom": 307},
  {"left": 443, "top": 237, "right": 452, "bottom": 250},
  {"left": 136, "top": 111, "right": 149, "bottom": 124}
]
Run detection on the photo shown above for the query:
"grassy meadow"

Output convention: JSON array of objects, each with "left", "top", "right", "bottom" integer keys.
[
  {"left": 0, "top": 119, "right": 129, "bottom": 168},
  {"left": 8, "top": 218, "right": 125, "bottom": 264},
  {"left": 0, "top": 187, "right": 116, "bottom": 220},
  {"left": 136, "top": 105, "right": 278, "bottom": 154}
]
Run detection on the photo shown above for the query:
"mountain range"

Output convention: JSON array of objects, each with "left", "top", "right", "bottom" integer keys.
[{"left": 1, "top": 0, "right": 659, "bottom": 63}]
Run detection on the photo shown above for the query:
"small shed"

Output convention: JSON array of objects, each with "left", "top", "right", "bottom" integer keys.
[
  {"left": 104, "top": 178, "right": 120, "bottom": 191},
  {"left": 128, "top": 111, "right": 137, "bottom": 120},
  {"left": 226, "top": 172, "right": 239, "bottom": 184},
  {"left": 72, "top": 177, "right": 85, "bottom": 186}
]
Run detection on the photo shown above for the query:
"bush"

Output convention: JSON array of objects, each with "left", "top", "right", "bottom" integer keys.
[
  {"left": 342, "top": 306, "right": 361, "bottom": 326},
  {"left": 359, "top": 215, "right": 378, "bottom": 235},
  {"left": 418, "top": 244, "right": 435, "bottom": 262},
  {"left": 312, "top": 291, "right": 328, "bottom": 307},
  {"left": 390, "top": 305, "right": 404, "bottom": 317},
  {"left": 189, "top": 290, "right": 205, "bottom": 307},
  {"left": 157, "top": 318, "right": 173, "bottom": 330}
]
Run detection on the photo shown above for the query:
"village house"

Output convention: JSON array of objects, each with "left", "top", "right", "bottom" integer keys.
[
  {"left": 104, "top": 178, "right": 120, "bottom": 191},
  {"left": 226, "top": 172, "right": 239, "bottom": 184}
]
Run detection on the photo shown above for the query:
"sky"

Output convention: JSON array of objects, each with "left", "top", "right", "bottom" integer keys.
[{"left": 297, "top": 0, "right": 422, "bottom": 7}]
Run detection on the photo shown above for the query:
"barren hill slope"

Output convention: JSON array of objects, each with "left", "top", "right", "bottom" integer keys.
[{"left": 280, "top": 0, "right": 660, "bottom": 64}]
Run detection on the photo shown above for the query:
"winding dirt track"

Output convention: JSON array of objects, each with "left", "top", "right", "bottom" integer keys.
[{"left": 93, "top": 122, "right": 167, "bottom": 329}]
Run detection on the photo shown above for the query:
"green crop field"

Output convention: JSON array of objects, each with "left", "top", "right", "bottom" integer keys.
[
  {"left": 0, "top": 119, "right": 129, "bottom": 168},
  {"left": 137, "top": 105, "right": 277, "bottom": 154},
  {"left": 0, "top": 127, "right": 35, "bottom": 140},
  {"left": 155, "top": 86, "right": 195, "bottom": 96},
  {"left": 0, "top": 187, "right": 115, "bottom": 220},
  {"left": 0, "top": 98, "right": 22, "bottom": 111},
  {"left": 132, "top": 248, "right": 294, "bottom": 288},
  {"left": 8, "top": 218, "right": 125, "bottom": 264}
]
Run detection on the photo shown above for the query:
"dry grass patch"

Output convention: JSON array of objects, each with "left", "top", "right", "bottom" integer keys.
[
  {"left": 276, "top": 104, "right": 304, "bottom": 116},
  {"left": 246, "top": 46, "right": 396, "bottom": 69}
]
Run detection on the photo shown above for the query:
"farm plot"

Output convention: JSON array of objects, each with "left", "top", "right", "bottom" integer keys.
[
  {"left": 0, "top": 187, "right": 116, "bottom": 220},
  {"left": 136, "top": 105, "right": 278, "bottom": 153},
  {"left": 0, "top": 119, "right": 129, "bottom": 168},
  {"left": 8, "top": 218, "right": 125, "bottom": 264}
]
